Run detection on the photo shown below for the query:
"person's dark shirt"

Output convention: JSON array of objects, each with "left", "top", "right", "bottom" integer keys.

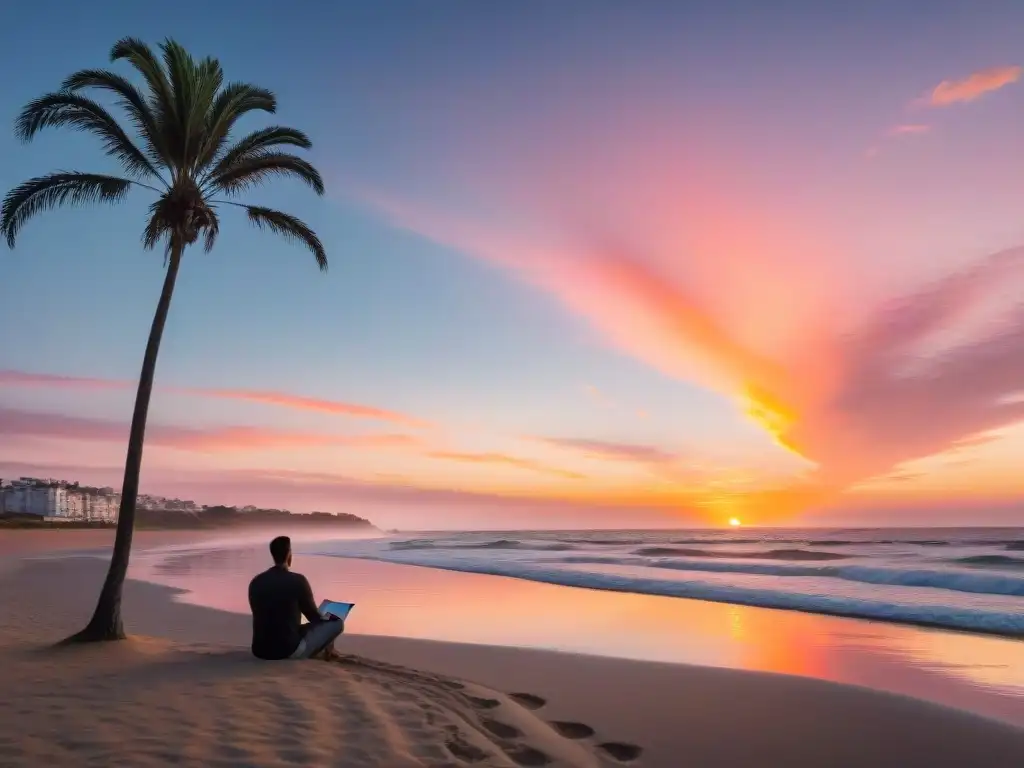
[{"left": 248, "top": 565, "right": 322, "bottom": 660}]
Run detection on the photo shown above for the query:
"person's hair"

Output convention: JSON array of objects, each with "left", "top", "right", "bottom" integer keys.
[{"left": 269, "top": 535, "right": 291, "bottom": 565}]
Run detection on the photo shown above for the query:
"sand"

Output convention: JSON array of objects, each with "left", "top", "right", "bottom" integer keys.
[{"left": 1, "top": 545, "right": 1023, "bottom": 766}]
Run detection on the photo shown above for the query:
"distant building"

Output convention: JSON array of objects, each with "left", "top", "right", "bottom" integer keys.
[
  {"left": 73, "top": 489, "right": 120, "bottom": 521},
  {"left": 0, "top": 478, "right": 119, "bottom": 520},
  {"left": 2, "top": 478, "right": 70, "bottom": 517}
]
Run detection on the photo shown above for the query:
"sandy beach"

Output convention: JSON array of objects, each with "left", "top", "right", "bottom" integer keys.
[{"left": 2, "top": 536, "right": 1024, "bottom": 766}]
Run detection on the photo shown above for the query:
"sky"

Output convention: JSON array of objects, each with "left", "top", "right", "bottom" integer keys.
[{"left": 2, "top": 1, "right": 1024, "bottom": 529}]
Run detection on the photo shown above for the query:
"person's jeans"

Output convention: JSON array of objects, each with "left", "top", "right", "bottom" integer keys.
[{"left": 290, "top": 619, "right": 345, "bottom": 659}]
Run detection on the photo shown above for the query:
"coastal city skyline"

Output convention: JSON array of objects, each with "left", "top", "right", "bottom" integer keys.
[
  {"left": 4, "top": 3, "right": 1024, "bottom": 529},
  {"left": 0, "top": 473, "right": 346, "bottom": 521}
]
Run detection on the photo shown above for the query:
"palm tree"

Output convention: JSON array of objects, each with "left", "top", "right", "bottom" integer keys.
[{"left": 1, "top": 38, "right": 328, "bottom": 642}]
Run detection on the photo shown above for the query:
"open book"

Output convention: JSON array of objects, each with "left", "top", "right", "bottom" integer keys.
[{"left": 318, "top": 599, "right": 355, "bottom": 621}]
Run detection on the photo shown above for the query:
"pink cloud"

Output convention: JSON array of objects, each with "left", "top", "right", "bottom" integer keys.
[
  {"left": 427, "top": 451, "right": 584, "bottom": 479},
  {"left": 0, "top": 370, "right": 124, "bottom": 391},
  {"left": 0, "top": 407, "right": 418, "bottom": 453},
  {"left": 0, "top": 370, "right": 427, "bottom": 428},
  {"left": 185, "top": 388, "right": 429, "bottom": 428},
  {"left": 359, "top": 191, "right": 1024, "bottom": 503},
  {"left": 928, "top": 65, "right": 1021, "bottom": 106},
  {"left": 889, "top": 124, "right": 930, "bottom": 136}
]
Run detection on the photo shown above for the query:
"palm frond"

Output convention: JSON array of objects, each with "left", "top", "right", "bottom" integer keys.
[
  {"left": 110, "top": 38, "right": 172, "bottom": 101},
  {"left": 244, "top": 205, "right": 327, "bottom": 271},
  {"left": 184, "top": 56, "right": 225, "bottom": 169},
  {"left": 142, "top": 198, "right": 173, "bottom": 251},
  {"left": 203, "top": 126, "right": 310, "bottom": 181},
  {"left": 110, "top": 39, "right": 175, "bottom": 129},
  {"left": 203, "top": 207, "right": 221, "bottom": 252},
  {"left": 208, "top": 152, "right": 325, "bottom": 196},
  {"left": 16, "top": 92, "right": 160, "bottom": 180},
  {"left": 61, "top": 68, "right": 169, "bottom": 171},
  {"left": 158, "top": 39, "right": 195, "bottom": 168},
  {"left": 1, "top": 172, "right": 132, "bottom": 247},
  {"left": 160, "top": 39, "right": 193, "bottom": 120},
  {"left": 194, "top": 83, "right": 277, "bottom": 172}
]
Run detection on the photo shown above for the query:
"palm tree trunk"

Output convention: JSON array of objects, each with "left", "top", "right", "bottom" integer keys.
[{"left": 64, "top": 238, "right": 185, "bottom": 643}]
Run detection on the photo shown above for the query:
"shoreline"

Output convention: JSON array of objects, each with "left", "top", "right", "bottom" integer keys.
[
  {"left": 313, "top": 554, "right": 1024, "bottom": 640},
  {"left": 3, "top": 555, "right": 1024, "bottom": 766},
  {"left": 5, "top": 527, "right": 1022, "bottom": 642}
]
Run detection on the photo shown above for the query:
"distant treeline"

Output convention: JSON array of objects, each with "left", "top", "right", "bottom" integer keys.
[
  {"left": 138, "top": 505, "right": 375, "bottom": 530},
  {"left": 0, "top": 506, "right": 375, "bottom": 531}
]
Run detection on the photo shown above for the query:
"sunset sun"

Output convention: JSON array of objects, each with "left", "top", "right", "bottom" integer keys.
[{"left": 729, "top": 518, "right": 742, "bottom": 527}]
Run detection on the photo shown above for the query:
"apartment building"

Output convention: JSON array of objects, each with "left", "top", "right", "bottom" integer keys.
[{"left": 0, "top": 478, "right": 119, "bottom": 521}]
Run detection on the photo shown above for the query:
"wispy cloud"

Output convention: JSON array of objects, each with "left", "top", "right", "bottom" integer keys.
[
  {"left": 889, "top": 124, "right": 930, "bottom": 136},
  {"left": 0, "top": 407, "right": 419, "bottom": 453},
  {"left": 0, "top": 370, "right": 427, "bottom": 428},
  {"left": 539, "top": 437, "right": 677, "bottom": 464},
  {"left": 927, "top": 65, "right": 1021, "bottom": 106},
  {"left": 189, "top": 388, "right": 428, "bottom": 428},
  {"left": 0, "top": 370, "right": 124, "bottom": 391},
  {"left": 864, "top": 124, "right": 929, "bottom": 159},
  {"left": 428, "top": 450, "right": 584, "bottom": 479}
]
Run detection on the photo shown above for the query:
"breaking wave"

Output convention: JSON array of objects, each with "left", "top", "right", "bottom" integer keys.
[{"left": 309, "top": 527, "right": 1024, "bottom": 637}]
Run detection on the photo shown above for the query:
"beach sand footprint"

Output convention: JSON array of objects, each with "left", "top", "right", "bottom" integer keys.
[
  {"left": 467, "top": 695, "right": 501, "bottom": 709},
  {"left": 508, "top": 692, "right": 547, "bottom": 710},
  {"left": 444, "top": 726, "right": 489, "bottom": 763},
  {"left": 506, "top": 744, "right": 552, "bottom": 766},
  {"left": 481, "top": 718, "right": 523, "bottom": 739},
  {"left": 502, "top": 692, "right": 643, "bottom": 763},
  {"left": 550, "top": 721, "right": 595, "bottom": 739},
  {"left": 330, "top": 657, "right": 642, "bottom": 766},
  {"left": 597, "top": 741, "right": 644, "bottom": 763}
]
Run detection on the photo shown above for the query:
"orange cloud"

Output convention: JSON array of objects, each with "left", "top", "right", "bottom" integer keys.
[
  {"left": 928, "top": 66, "right": 1021, "bottom": 106},
  {"left": 0, "top": 370, "right": 426, "bottom": 428},
  {"left": 428, "top": 450, "right": 584, "bottom": 480},
  {"left": 359, "top": 190, "right": 1024, "bottom": 516}
]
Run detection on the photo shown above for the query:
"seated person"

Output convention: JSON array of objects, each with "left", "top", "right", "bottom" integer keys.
[{"left": 248, "top": 535, "right": 344, "bottom": 660}]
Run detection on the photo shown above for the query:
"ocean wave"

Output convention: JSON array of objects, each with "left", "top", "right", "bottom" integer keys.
[
  {"left": 560, "top": 538, "right": 635, "bottom": 546},
  {"left": 666, "top": 537, "right": 961, "bottom": 547},
  {"left": 391, "top": 538, "right": 575, "bottom": 552},
  {"left": 550, "top": 555, "right": 1024, "bottom": 597},
  {"left": 956, "top": 555, "right": 1024, "bottom": 568},
  {"left": 312, "top": 549, "right": 1024, "bottom": 636},
  {"left": 632, "top": 547, "right": 849, "bottom": 561},
  {"left": 416, "top": 535, "right": 1024, "bottom": 549}
]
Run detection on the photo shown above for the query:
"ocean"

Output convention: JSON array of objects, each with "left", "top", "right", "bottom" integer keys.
[{"left": 305, "top": 527, "right": 1024, "bottom": 636}]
